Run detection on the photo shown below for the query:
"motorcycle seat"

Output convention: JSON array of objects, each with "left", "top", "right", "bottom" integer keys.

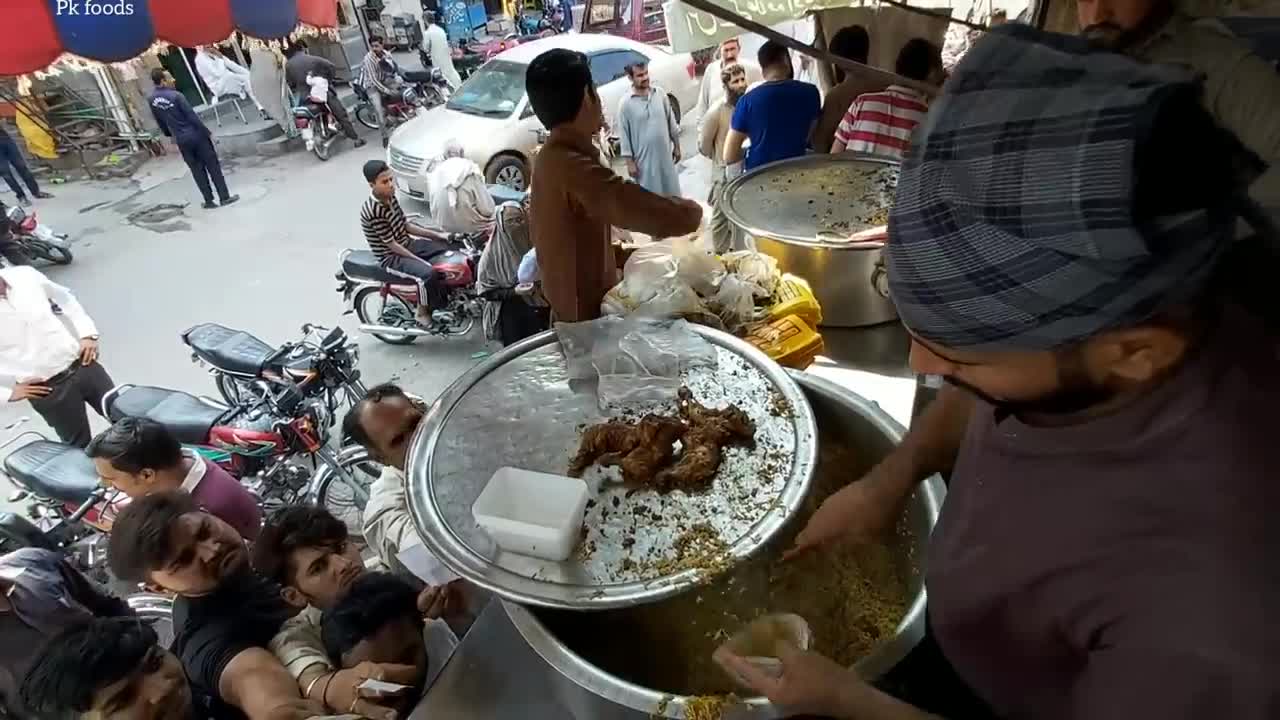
[
  {"left": 3, "top": 440, "right": 100, "bottom": 505},
  {"left": 182, "top": 323, "right": 275, "bottom": 378},
  {"left": 0, "top": 511, "right": 61, "bottom": 552},
  {"left": 104, "top": 385, "right": 227, "bottom": 445},
  {"left": 343, "top": 250, "right": 414, "bottom": 285}
]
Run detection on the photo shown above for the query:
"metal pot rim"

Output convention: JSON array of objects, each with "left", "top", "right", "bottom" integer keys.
[
  {"left": 502, "top": 372, "right": 946, "bottom": 717},
  {"left": 721, "top": 154, "right": 901, "bottom": 247}
]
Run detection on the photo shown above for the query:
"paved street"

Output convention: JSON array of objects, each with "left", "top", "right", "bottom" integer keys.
[{"left": 1, "top": 111, "right": 711, "bottom": 513}]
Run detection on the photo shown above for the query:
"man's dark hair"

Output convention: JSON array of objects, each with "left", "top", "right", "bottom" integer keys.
[
  {"left": 108, "top": 490, "right": 199, "bottom": 583},
  {"left": 21, "top": 618, "right": 161, "bottom": 716},
  {"left": 341, "top": 382, "right": 409, "bottom": 449},
  {"left": 624, "top": 62, "right": 648, "bottom": 78},
  {"left": 86, "top": 417, "right": 184, "bottom": 474},
  {"left": 150, "top": 67, "right": 167, "bottom": 85},
  {"left": 830, "top": 25, "right": 870, "bottom": 65},
  {"left": 322, "top": 572, "right": 424, "bottom": 664},
  {"left": 757, "top": 40, "right": 791, "bottom": 71},
  {"left": 895, "top": 38, "right": 941, "bottom": 82},
  {"left": 363, "top": 159, "right": 390, "bottom": 183},
  {"left": 370, "top": 35, "right": 385, "bottom": 45},
  {"left": 252, "top": 504, "right": 350, "bottom": 586},
  {"left": 526, "top": 48, "right": 594, "bottom": 129}
]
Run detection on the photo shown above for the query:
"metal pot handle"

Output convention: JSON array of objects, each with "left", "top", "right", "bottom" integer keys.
[{"left": 872, "top": 255, "right": 891, "bottom": 299}]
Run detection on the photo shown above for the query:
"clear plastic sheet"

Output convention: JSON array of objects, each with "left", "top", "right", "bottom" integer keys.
[{"left": 554, "top": 316, "right": 718, "bottom": 408}]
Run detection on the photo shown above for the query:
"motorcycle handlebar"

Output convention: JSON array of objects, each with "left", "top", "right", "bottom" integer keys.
[{"left": 67, "top": 488, "right": 108, "bottom": 523}]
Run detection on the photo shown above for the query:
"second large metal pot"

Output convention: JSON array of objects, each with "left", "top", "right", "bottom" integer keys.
[
  {"left": 503, "top": 373, "right": 944, "bottom": 719},
  {"left": 721, "top": 155, "right": 901, "bottom": 328}
]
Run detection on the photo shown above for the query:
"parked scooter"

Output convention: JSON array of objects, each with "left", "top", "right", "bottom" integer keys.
[
  {"left": 181, "top": 322, "right": 366, "bottom": 411},
  {"left": 2, "top": 203, "right": 72, "bottom": 266},
  {"left": 353, "top": 70, "right": 449, "bottom": 134},
  {"left": 291, "top": 100, "right": 350, "bottom": 161}
]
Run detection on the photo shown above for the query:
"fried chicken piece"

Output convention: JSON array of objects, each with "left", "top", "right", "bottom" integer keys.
[
  {"left": 568, "top": 420, "right": 642, "bottom": 477},
  {"left": 657, "top": 387, "right": 758, "bottom": 491},
  {"left": 614, "top": 415, "right": 686, "bottom": 485}
]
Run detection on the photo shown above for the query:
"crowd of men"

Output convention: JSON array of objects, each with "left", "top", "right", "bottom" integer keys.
[
  {"left": 1, "top": 380, "right": 465, "bottom": 720},
  {"left": 3, "top": 0, "right": 1279, "bottom": 717}
]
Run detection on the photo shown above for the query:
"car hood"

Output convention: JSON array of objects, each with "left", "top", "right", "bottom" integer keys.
[{"left": 390, "top": 105, "right": 511, "bottom": 165}]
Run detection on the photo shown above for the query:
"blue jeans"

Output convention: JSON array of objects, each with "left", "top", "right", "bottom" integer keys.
[{"left": 0, "top": 132, "right": 40, "bottom": 200}]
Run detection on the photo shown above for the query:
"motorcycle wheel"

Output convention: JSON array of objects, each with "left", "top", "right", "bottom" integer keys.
[
  {"left": 313, "top": 132, "right": 333, "bottom": 161},
  {"left": 356, "top": 103, "right": 380, "bottom": 129},
  {"left": 354, "top": 286, "right": 419, "bottom": 345},
  {"left": 312, "top": 447, "right": 383, "bottom": 537},
  {"left": 445, "top": 311, "right": 476, "bottom": 337},
  {"left": 26, "top": 239, "right": 73, "bottom": 265}
]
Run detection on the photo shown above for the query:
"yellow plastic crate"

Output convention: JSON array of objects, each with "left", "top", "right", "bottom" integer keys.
[
  {"left": 767, "top": 274, "right": 823, "bottom": 327},
  {"left": 744, "top": 314, "right": 824, "bottom": 370}
]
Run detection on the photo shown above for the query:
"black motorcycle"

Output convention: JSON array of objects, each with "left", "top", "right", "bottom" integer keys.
[{"left": 181, "top": 322, "right": 367, "bottom": 413}]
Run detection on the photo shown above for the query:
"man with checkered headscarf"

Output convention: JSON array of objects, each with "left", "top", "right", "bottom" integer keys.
[{"left": 719, "top": 25, "right": 1279, "bottom": 720}]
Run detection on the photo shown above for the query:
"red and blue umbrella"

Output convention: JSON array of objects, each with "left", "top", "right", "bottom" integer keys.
[{"left": 0, "top": 0, "right": 338, "bottom": 76}]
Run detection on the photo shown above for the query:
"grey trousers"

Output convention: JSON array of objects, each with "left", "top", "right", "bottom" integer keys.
[
  {"left": 367, "top": 88, "right": 391, "bottom": 140},
  {"left": 28, "top": 360, "right": 115, "bottom": 448}
]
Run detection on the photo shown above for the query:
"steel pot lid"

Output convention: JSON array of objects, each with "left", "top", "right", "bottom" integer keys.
[
  {"left": 722, "top": 154, "right": 900, "bottom": 246},
  {"left": 406, "top": 327, "right": 817, "bottom": 610}
]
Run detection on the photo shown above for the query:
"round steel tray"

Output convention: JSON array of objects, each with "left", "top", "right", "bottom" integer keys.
[
  {"left": 722, "top": 154, "right": 900, "bottom": 245},
  {"left": 406, "top": 327, "right": 818, "bottom": 610}
]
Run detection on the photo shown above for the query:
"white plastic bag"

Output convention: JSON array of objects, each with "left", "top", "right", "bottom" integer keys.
[{"left": 722, "top": 251, "right": 780, "bottom": 298}]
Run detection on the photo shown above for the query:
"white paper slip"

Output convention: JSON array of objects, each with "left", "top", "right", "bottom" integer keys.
[{"left": 397, "top": 541, "right": 462, "bottom": 586}]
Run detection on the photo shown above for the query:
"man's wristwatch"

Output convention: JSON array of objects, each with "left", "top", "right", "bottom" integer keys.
[{"left": 86, "top": 334, "right": 100, "bottom": 341}]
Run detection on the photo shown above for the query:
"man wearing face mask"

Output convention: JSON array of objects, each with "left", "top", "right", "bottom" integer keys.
[
  {"left": 107, "top": 492, "right": 323, "bottom": 720},
  {"left": 255, "top": 505, "right": 456, "bottom": 720},
  {"left": 1076, "top": 0, "right": 1279, "bottom": 217},
  {"left": 724, "top": 26, "right": 1279, "bottom": 720}
]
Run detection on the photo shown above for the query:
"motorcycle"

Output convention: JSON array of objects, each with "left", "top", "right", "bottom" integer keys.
[
  {"left": 336, "top": 221, "right": 486, "bottom": 345},
  {"left": 354, "top": 70, "right": 449, "bottom": 134},
  {"left": 0, "top": 424, "right": 116, "bottom": 579},
  {"left": 0, "top": 381, "right": 380, "bottom": 565},
  {"left": 291, "top": 101, "right": 350, "bottom": 161},
  {"left": 2, "top": 203, "right": 73, "bottom": 266},
  {"left": 181, "top": 322, "right": 367, "bottom": 411}
]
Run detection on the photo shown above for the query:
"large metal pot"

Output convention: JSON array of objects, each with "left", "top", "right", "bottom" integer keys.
[
  {"left": 721, "top": 155, "right": 901, "bottom": 328},
  {"left": 503, "top": 372, "right": 945, "bottom": 719}
]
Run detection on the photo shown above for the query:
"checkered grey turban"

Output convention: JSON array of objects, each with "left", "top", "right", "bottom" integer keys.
[{"left": 886, "top": 24, "right": 1237, "bottom": 351}]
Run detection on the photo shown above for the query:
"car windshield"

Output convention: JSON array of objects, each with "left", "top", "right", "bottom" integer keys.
[{"left": 446, "top": 60, "right": 527, "bottom": 118}]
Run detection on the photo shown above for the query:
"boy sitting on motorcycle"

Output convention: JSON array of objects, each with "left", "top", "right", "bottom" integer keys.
[
  {"left": 86, "top": 416, "right": 262, "bottom": 540},
  {"left": 360, "top": 160, "right": 455, "bottom": 328}
]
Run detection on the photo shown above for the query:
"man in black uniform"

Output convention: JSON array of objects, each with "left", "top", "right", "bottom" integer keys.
[
  {"left": 283, "top": 43, "right": 365, "bottom": 148},
  {"left": 149, "top": 68, "right": 239, "bottom": 210}
]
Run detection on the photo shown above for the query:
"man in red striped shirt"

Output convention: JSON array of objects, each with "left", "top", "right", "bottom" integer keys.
[{"left": 832, "top": 39, "right": 943, "bottom": 159}]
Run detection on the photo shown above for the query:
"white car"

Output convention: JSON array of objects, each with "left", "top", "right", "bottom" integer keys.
[{"left": 387, "top": 34, "right": 699, "bottom": 200}]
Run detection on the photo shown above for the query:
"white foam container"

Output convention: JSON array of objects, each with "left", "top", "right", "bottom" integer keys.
[{"left": 472, "top": 467, "right": 590, "bottom": 562}]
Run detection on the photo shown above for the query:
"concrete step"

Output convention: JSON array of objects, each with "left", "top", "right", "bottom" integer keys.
[{"left": 212, "top": 119, "right": 284, "bottom": 158}]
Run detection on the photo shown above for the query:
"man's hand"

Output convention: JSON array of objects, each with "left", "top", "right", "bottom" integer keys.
[
  {"left": 324, "top": 663, "right": 420, "bottom": 720},
  {"left": 625, "top": 158, "right": 639, "bottom": 179},
  {"left": 713, "top": 644, "right": 857, "bottom": 718},
  {"left": 673, "top": 144, "right": 682, "bottom": 163},
  {"left": 10, "top": 381, "right": 51, "bottom": 402},
  {"left": 416, "top": 584, "right": 451, "bottom": 619},
  {"left": 78, "top": 337, "right": 99, "bottom": 366},
  {"left": 783, "top": 466, "right": 904, "bottom": 560}
]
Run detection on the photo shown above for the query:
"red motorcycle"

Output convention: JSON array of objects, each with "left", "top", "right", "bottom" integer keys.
[
  {"left": 336, "top": 233, "right": 485, "bottom": 345},
  {"left": 0, "top": 382, "right": 380, "bottom": 565}
]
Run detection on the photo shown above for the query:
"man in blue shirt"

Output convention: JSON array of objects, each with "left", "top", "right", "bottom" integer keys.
[
  {"left": 149, "top": 68, "right": 239, "bottom": 210},
  {"left": 724, "top": 41, "right": 821, "bottom": 171}
]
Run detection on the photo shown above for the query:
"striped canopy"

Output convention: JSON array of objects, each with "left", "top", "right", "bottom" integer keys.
[{"left": 0, "top": 0, "right": 338, "bottom": 76}]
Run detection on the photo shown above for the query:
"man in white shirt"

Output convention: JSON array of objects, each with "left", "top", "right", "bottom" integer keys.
[
  {"left": 0, "top": 266, "right": 113, "bottom": 448},
  {"left": 194, "top": 46, "right": 270, "bottom": 120},
  {"left": 427, "top": 141, "right": 495, "bottom": 235},
  {"left": 422, "top": 11, "right": 462, "bottom": 91}
]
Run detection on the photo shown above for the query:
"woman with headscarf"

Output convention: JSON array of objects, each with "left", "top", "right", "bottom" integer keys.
[{"left": 475, "top": 200, "right": 550, "bottom": 345}]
